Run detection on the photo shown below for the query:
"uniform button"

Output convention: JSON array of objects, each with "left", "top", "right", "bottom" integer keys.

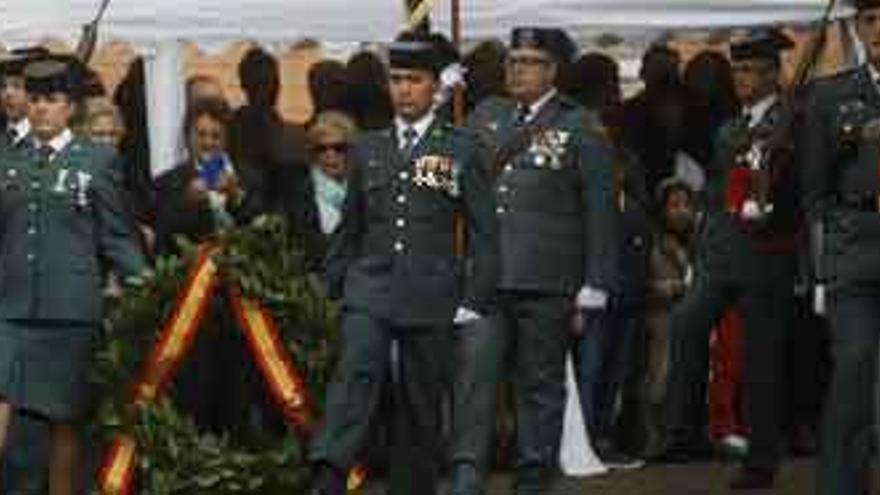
[
  {"left": 503, "top": 164, "right": 513, "bottom": 172},
  {"left": 27, "top": 227, "right": 36, "bottom": 235},
  {"left": 394, "top": 241, "right": 405, "bottom": 252},
  {"left": 26, "top": 253, "right": 35, "bottom": 262},
  {"left": 497, "top": 185, "right": 509, "bottom": 193},
  {"left": 28, "top": 203, "right": 37, "bottom": 212},
  {"left": 396, "top": 194, "right": 407, "bottom": 204},
  {"left": 398, "top": 171, "right": 410, "bottom": 180},
  {"left": 395, "top": 218, "right": 406, "bottom": 228},
  {"left": 30, "top": 181, "right": 41, "bottom": 190},
  {"left": 496, "top": 206, "right": 506, "bottom": 214}
]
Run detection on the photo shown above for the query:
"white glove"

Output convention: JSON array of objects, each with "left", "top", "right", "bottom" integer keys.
[
  {"left": 440, "top": 62, "right": 467, "bottom": 89},
  {"left": 684, "top": 266, "right": 694, "bottom": 288},
  {"left": 575, "top": 286, "right": 608, "bottom": 311},
  {"left": 741, "top": 199, "right": 761, "bottom": 220},
  {"left": 453, "top": 306, "right": 483, "bottom": 325},
  {"left": 813, "top": 284, "right": 827, "bottom": 316},
  {"left": 740, "top": 199, "right": 774, "bottom": 221}
]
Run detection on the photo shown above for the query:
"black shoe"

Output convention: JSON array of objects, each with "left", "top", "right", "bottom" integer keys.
[
  {"left": 729, "top": 467, "right": 776, "bottom": 491},
  {"left": 651, "top": 440, "right": 713, "bottom": 464},
  {"left": 789, "top": 424, "right": 818, "bottom": 457},
  {"left": 595, "top": 443, "right": 645, "bottom": 470},
  {"left": 309, "top": 463, "right": 347, "bottom": 495}
]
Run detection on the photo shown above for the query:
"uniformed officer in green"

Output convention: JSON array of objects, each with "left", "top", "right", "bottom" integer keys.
[
  {"left": 0, "top": 46, "right": 53, "bottom": 495},
  {"left": 802, "top": 1, "right": 880, "bottom": 492},
  {"left": 462, "top": 27, "right": 618, "bottom": 495},
  {"left": 309, "top": 31, "right": 497, "bottom": 495},
  {"left": 658, "top": 29, "right": 800, "bottom": 490},
  {"left": 0, "top": 54, "right": 147, "bottom": 495}
]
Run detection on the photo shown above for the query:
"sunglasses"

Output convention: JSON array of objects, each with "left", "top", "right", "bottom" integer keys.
[{"left": 315, "top": 142, "right": 349, "bottom": 154}]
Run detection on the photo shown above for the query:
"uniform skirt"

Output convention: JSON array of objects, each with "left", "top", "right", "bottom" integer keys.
[{"left": 0, "top": 319, "right": 98, "bottom": 421}]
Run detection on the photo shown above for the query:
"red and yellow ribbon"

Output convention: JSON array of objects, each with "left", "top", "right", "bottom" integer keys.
[
  {"left": 98, "top": 247, "right": 219, "bottom": 494},
  {"left": 98, "top": 246, "right": 365, "bottom": 493},
  {"left": 229, "top": 291, "right": 314, "bottom": 436}
]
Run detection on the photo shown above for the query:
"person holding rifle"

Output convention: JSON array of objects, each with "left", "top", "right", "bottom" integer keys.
[
  {"left": 802, "top": 0, "right": 880, "bottom": 492},
  {"left": 656, "top": 28, "right": 801, "bottom": 491}
]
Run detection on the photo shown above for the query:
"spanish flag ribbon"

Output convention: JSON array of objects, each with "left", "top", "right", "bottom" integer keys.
[
  {"left": 97, "top": 435, "right": 138, "bottom": 495},
  {"left": 98, "top": 246, "right": 219, "bottom": 494},
  {"left": 98, "top": 245, "right": 366, "bottom": 493},
  {"left": 229, "top": 290, "right": 315, "bottom": 436}
]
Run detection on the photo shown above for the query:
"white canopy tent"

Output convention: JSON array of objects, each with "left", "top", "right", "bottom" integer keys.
[
  {"left": 1, "top": 0, "right": 410, "bottom": 175},
  {"left": 0, "top": 0, "right": 849, "bottom": 175},
  {"left": 431, "top": 0, "right": 850, "bottom": 39},
  {"left": 0, "top": 0, "right": 408, "bottom": 49}
]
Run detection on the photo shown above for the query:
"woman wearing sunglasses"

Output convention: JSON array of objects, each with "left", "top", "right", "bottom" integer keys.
[{"left": 307, "top": 111, "right": 357, "bottom": 236}]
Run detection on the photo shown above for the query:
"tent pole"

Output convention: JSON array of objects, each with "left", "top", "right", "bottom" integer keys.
[
  {"left": 451, "top": 0, "right": 466, "bottom": 256},
  {"left": 451, "top": 0, "right": 464, "bottom": 125}
]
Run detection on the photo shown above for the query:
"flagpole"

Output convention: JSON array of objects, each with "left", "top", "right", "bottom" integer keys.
[{"left": 451, "top": 0, "right": 464, "bottom": 125}]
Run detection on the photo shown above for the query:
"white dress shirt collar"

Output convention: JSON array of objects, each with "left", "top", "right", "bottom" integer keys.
[
  {"left": 395, "top": 111, "right": 436, "bottom": 149},
  {"left": 34, "top": 128, "right": 74, "bottom": 160},
  {"left": 519, "top": 88, "right": 558, "bottom": 123},
  {"left": 742, "top": 94, "right": 778, "bottom": 129}
]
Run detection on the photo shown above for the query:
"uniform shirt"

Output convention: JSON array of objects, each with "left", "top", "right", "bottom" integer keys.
[
  {"left": 395, "top": 111, "right": 435, "bottom": 150},
  {"left": 324, "top": 117, "right": 498, "bottom": 325},
  {"left": 33, "top": 128, "right": 73, "bottom": 160},
  {"left": 0, "top": 133, "right": 147, "bottom": 321},
  {"left": 741, "top": 94, "right": 778, "bottom": 130},
  {"left": 802, "top": 65, "right": 880, "bottom": 286},
  {"left": 466, "top": 93, "right": 618, "bottom": 299},
  {"left": 517, "top": 89, "right": 557, "bottom": 124}
]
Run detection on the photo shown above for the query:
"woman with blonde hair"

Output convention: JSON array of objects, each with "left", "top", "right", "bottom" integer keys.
[
  {"left": 306, "top": 110, "right": 357, "bottom": 236},
  {"left": 81, "top": 97, "right": 125, "bottom": 148}
]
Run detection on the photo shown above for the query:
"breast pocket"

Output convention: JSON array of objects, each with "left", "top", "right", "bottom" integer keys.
[
  {"left": 0, "top": 177, "right": 24, "bottom": 209},
  {"left": 47, "top": 180, "right": 84, "bottom": 214},
  {"left": 834, "top": 99, "right": 877, "bottom": 147},
  {"left": 362, "top": 168, "right": 390, "bottom": 210}
]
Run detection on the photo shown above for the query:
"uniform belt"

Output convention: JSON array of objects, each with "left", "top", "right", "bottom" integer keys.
[{"left": 839, "top": 193, "right": 880, "bottom": 213}]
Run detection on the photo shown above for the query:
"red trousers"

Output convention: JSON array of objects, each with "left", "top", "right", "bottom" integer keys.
[{"left": 708, "top": 308, "right": 747, "bottom": 440}]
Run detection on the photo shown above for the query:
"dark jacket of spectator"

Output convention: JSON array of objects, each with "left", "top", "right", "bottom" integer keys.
[
  {"left": 622, "top": 46, "right": 687, "bottom": 198},
  {"left": 345, "top": 52, "right": 394, "bottom": 131},
  {"left": 153, "top": 161, "right": 266, "bottom": 255},
  {"left": 681, "top": 51, "right": 739, "bottom": 168}
]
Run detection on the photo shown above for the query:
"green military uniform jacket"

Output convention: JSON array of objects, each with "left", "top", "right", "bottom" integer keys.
[
  {"left": 466, "top": 94, "right": 617, "bottom": 295},
  {"left": 802, "top": 66, "right": 880, "bottom": 288},
  {"left": 324, "top": 118, "right": 498, "bottom": 326},
  {"left": 0, "top": 136, "right": 146, "bottom": 322},
  {"left": 699, "top": 98, "right": 799, "bottom": 285}
]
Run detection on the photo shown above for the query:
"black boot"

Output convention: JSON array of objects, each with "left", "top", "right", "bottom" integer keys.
[
  {"left": 309, "top": 463, "right": 347, "bottom": 495},
  {"left": 729, "top": 466, "right": 776, "bottom": 491}
]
